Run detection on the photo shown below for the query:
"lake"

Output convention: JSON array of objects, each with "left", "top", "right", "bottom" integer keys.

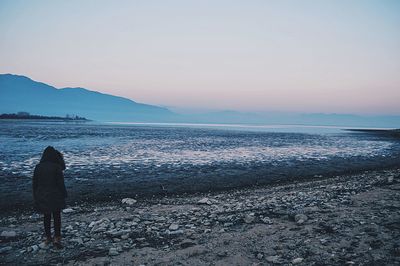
[{"left": 0, "top": 120, "right": 399, "bottom": 208}]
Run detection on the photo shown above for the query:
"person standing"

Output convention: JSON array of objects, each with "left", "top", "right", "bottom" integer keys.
[{"left": 33, "top": 146, "right": 67, "bottom": 249}]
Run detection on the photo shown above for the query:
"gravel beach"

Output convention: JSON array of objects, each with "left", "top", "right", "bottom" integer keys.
[{"left": 1, "top": 168, "right": 399, "bottom": 265}]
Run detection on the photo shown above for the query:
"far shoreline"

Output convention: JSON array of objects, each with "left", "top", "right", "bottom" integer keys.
[
  {"left": 0, "top": 113, "right": 89, "bottom": 122},
  {"left": 1, "top": 118, "right": 398, "bottom": 132},
  {"left": 345, "top": 128, "right": 400, "bottom": 138}
]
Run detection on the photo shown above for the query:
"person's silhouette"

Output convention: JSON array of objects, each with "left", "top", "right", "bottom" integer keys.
[{"left": 33, "top": 146, "right": 67, "bottom": 249}]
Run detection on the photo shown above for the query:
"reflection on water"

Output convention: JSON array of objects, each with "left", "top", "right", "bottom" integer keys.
[{"left": 0, "top": 121, "right": 398, "bottom": 180}]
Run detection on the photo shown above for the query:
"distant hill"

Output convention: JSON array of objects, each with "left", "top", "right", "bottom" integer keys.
[
  {"left": 1, "top": 74, "right": 399, "bottom": 127},
  {"left": 0, "top": 74, "right": 175, "bottom": 121}
]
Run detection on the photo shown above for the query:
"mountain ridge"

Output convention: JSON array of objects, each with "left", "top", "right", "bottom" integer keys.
[
  {"left": 0, "top": 73, "right": 174, "bottom": 121},
  {"left": 1, "top": 73, "right": 399, "bottom": 127}
]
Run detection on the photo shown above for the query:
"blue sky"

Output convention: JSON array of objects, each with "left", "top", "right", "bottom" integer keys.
[{"left": 0, "top": 0, "right": 399, "bottom": 114}]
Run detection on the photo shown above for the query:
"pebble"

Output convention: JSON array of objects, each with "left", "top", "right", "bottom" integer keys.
[
  {"left": 70, "top": 238, "right": 84, "bottom": 245},
  {"left": 38, "top": 242, "right": 49, "bottom": 249},
  {"left": 168, "top": 229, "right": 184, "bottom": 235},
  {"left": 198, "top": 197, "right": 212, "bottom": 205},
  {"left": 294, "top": 214, "right": 308, "bottom": 225},
  {"left": 121, "top": 198, "right": 137, "bottom": 205},
  {"left": 169, "top": 223, "right": 179, "bottom": 230},
  {"left": 217, "top": 250, "right": 228, "bottom": 257},
  {"left": 244, "top": 214, "right": 255, "bottom": 224},
  {"left": 106, "top": 229, "right": 131, "bottom": 237},
  {"left": 62, "top": 208, "right": 74, "bottom": 214},
  {"left": 31, "top": 245, "right": 39, "bottom": 253},
  {"left": 266, "top": 255, "right": 281, "bottom": 263},
  {"left": 0, "top": 169, "right": 398, "bottom": 265},
  {"left": 66, "top": 225, "right": 73, "bottom": 231},
  {"left": 29, "top": 213, "right": 40, "bottom": 220},
  {"left": 292, "top": 257, "right": 304, "bottom": 264},
  {"left": 0, "top": 246, "right": 12, "bottom": 254},
  {"left": 108, "top": 247, "right": 119, "bottom": 256},
  {"left": 180, "top": 240, "right": 196, "bottom": 248},
  {"left": 1, "top": 230, "right": 17, "bottom": 238}
]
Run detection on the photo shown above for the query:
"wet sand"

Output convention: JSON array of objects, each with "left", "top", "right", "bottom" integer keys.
[{"left": 2, "top": 151, "right": 400, "bottom": 213}]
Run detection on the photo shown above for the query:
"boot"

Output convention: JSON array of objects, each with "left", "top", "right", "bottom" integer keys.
[
  {"left": 44, "top": 236, "right": 53, "bottom": 245},
  {"left": 53, "top": 236, "right": 63, "bottom": 249}
]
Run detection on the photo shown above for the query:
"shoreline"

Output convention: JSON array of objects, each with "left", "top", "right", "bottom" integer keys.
[
  {"left": 1, "top": 168, "right": 399, "bottom": 265},
  {"left": 2, "top": 162, "right": 400, "bottom": 214},
  {"left": 345, "top": 128, "right": 400, "bottom": 138}
]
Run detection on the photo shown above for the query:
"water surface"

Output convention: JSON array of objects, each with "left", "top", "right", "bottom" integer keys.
[{"left": 0, "top": 121, "right": 399, "bottom": 207}]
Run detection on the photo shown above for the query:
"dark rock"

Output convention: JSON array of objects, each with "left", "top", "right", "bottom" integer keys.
[{"left": 180, "top": 240, "right": 196, "bottom": 249}]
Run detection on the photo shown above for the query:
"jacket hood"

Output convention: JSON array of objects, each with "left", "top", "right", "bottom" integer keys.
[{"left": 40, "top": 146, "right": 62, "bottom": 165}]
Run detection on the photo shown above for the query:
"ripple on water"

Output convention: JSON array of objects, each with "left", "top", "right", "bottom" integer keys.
[{"left": 0, "top": 122, "right": 398, "bottom": 180}]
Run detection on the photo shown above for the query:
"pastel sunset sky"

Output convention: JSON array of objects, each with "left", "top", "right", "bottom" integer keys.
[{"left": 0, "top": 0, "right": 399, "bottom": 114}]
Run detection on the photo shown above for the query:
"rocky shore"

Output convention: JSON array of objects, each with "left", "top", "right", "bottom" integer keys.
[{"left": 1, "top": 168, "right": 400, "bottom": 265}]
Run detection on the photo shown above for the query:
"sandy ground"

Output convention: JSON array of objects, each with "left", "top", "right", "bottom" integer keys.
[{"left": 1, "top": 168, "right": 400, "bottom": 265}]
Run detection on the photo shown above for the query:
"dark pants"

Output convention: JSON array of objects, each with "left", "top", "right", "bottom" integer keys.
[{"left": 43, "top": 211, "right": 61, "bottom": 238}]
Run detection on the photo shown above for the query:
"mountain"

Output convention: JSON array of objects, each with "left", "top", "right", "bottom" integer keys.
[
  {"left": 0, "top": 74, "right": 175, "bottom": 121},
  {"left": 1, "top": 74, "right": 399, "bottom": 127}
]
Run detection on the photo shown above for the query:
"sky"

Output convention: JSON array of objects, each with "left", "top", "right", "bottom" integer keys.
[{"left": 0, "top": 0, "right": 399, "bottom": 115}]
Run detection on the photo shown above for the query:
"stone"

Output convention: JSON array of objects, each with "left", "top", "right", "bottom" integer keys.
[
  {"left": 0, "top": 246, "right": 12, "bottom": 254},
  {"left": 108, "top": 247, "right": 119, "bottom": 256},
  {"left": 29, "top": 213, "right": 40, "bottom": 220},
  {"left": 89, "top": 221, "right": 97, "bottom": 228},
  {"left": 317, "top": 222, "right": 335, "bottom": 233},
  {"left": 320, "top": 238, "right": 328, "bottom": 245},
  {"left": 292, "top": 257, "right": 304, "bottom": 264},
  {"left": 31, "top": 245, "right": 39, "bottom": 253},
  {"left": 106, "top": 229, "right": 131, "bottom": 237},
  {"left": 261, "top": 217, "right": 273, "bottom": 224},
  {"left": 66, "top": 225, "right": 73, "bottom": 231},
  {"left": 180, "top": 240, "right": 196, "bottom": 248},
  {"left": 62, "top": 208, "right": 74, "bottom": 214},
  {"left": 38, "top": 242, "right": 49, "bottom": 249},
  {"left": 295, "top": 214, "right": 308, "bottom": 225},
  {"left": 266, "top": 255, "right": 281, "bottom": 263},
  {"left": 122, "top": 198, "right": 137, "bottom": 205},
  {"left": 244, "top": 214, "right": 255, "bottom": 224},
  {"left": 91, "top": 226, "right": 107, "bottom": 234},
  {"left": 70, "top": 238, "right": 84, "bottom": 245},
  {"left": 168, "top": 229, "right": 184, "bottom": 235},
  {"left": 198, "top": 198, "right": 212, "bottom": 205},
  {"left": 257, "top": 253, "right": 264, "bottom": 259},
  {"left": 169, "top": 223, "right": 179, "bottom": 230},
  {"left": 1, "top": 230, "right": 17, "bottom": 238},
  {"left": 217, "top": 250, "right": 228, "bottom": 257},
  {"left": 186, "top": 246, "right": 208, "bottom": 257}
]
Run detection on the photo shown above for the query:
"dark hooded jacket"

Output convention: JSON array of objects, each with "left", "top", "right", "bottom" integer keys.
[{"left": 33, "top": 146, "right": 67, "bottom": 212}]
